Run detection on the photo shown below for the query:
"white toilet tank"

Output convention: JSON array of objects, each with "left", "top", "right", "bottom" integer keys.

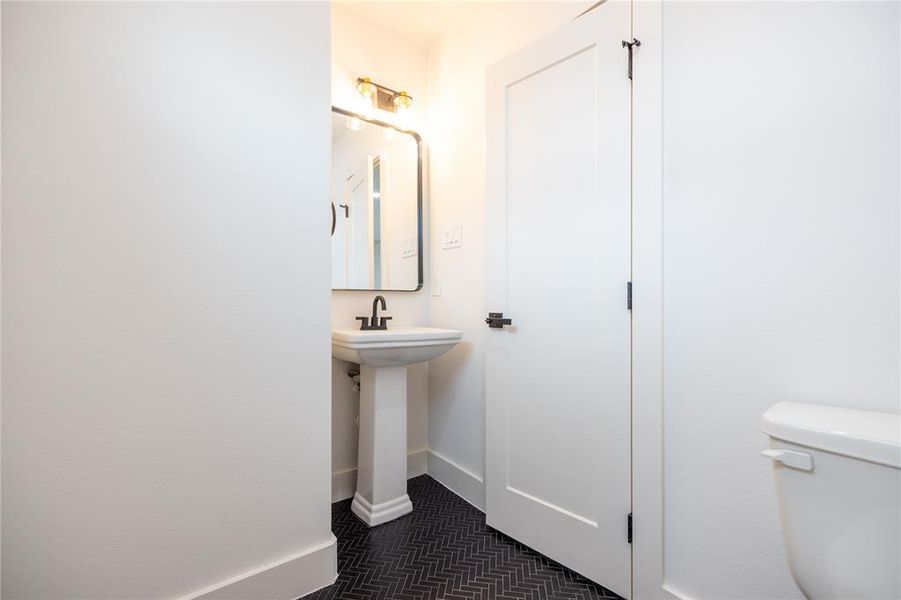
[{"left": 762, "top": 402, "right": 900, "bottom": 600}]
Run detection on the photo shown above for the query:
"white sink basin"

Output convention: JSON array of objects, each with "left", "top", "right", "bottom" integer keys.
[{"left": 332, "top": 326, "right": 462, "bottom": 367}]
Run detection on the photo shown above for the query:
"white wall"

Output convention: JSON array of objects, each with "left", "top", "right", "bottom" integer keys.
[
  {"left": 424, "top": 1, "right": 900, "bottom": 596},
  {"left": 1, "top": 2, "right": 335, "bottom": 598},
  {"left": 425, "top": 2, "right": 589, "bottom": 502},
  {"left": 660, "top": 2, "right": 900, "bottom": 598},
  {"left": 330, "top": 6, "right": 430, "bottom": 500}
]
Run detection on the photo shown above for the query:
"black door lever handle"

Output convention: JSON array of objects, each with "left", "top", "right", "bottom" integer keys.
[{"left": 485, "top": 312, "right": 512, "bottom": 328}]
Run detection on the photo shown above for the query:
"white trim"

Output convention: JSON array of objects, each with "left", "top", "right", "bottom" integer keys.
[
  {"left": 332, "top": 468, "right": 358, "bottom": 504},
  {"left": 663, "top": 584, "right": 695, "bottom": 600},
  {"left": 631, "top": 1, "right": 675, "bottom": 599},
  {"left": 408, "top": 446, "right": 429, "bottom": 478},
  {"left": 333, "top": 449, "right": 482, "bottom": 510},
  {"left": 426, "top": 450, "right": 485, "bottom": 511},
  {"left": 332, "top": 448, "right": 429, "bottom": 503},
  {"left": 181, "top": 535, "right": 337, "bottom": 600},
  {"left": 351, "top": 491, "right": 413, "bottom": 526}
]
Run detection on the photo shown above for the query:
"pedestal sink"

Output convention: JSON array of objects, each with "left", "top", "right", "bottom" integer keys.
[{"left": 332, "top": 326, "right": 462, "bottom": 526}]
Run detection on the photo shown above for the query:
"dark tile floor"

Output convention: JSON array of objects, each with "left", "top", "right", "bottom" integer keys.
[{"left": 305, "top": 475, "right": 622, "bottom": 600}]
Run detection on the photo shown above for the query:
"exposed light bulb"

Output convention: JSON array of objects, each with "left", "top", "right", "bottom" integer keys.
[
  {"left": 393, "top": 91, "right": 413, "bottom": 112},
  {"left": 355, "top": 77, "right": 376, "bottom": 99},
  {"left": 393, "top": 91, "right": 414, "bottom": 130},
  {"left": 355, "top": 77, "right": 376, "bottom": 117}
]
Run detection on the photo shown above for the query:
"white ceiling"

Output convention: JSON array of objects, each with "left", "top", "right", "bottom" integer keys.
[
  {"left": 336, "top": 1, "right": 597, "bottom": 49},
  {"left": 335, "top": 1, "right": 488, "bottom": 48}
]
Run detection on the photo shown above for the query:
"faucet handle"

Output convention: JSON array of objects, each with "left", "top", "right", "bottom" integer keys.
[
  {"left": 355, "top": 316, "right": 370, "bottom": 330},
  {"left": 378, "top": 316, "right": 393, "bottom": 330}
]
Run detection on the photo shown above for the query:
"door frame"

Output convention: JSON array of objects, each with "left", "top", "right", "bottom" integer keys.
[{"left": 630, "top": 1, "right": 681, "bottom": 599}]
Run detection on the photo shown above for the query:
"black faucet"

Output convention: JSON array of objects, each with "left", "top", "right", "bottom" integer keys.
[{"left": 356, "top": 295, "right": 393, "bottom": 330}]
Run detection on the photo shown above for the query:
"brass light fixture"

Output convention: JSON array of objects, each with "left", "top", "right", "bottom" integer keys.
[{"left": 355, "top": 77, "right": 413, "bottom": 115}]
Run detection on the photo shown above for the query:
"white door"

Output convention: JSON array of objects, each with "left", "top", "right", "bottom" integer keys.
[{"left": 485, "top": 2, "right": 632, "bottom": 597}]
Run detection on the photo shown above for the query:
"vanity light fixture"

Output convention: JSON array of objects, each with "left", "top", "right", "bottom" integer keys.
[{"left": 355, "top": 76, "right": 414, "bottom": 116}]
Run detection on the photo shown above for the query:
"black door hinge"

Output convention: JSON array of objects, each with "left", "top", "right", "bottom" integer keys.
[
  {"left": 627, "top": 513, "right": 633, "bottom": 544},
  {"left": 627, "top": 281, "right": 633, "bottom": 310},
  {"left": 622, "top": 38, "right": 641, "bottom": 80}
]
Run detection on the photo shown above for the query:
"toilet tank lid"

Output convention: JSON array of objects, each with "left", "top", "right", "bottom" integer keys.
[{"left": 762, "top": 402, "right": 901, "bottom": 469}]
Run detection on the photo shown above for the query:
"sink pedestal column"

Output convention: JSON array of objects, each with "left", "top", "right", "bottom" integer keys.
[{"left": 352, "top": 365, "right": 413, "bottom": 526}]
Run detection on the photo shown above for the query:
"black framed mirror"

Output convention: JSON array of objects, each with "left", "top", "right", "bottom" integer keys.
[{"left": 330, "top": 107, "right": 423, "bottom": 292}]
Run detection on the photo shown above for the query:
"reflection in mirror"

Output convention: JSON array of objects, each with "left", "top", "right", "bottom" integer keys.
[{"left": 330, "top": 108, "right": 422, "bottom": 291}]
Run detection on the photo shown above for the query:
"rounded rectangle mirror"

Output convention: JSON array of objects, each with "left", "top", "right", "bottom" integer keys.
[{"left": 330, "top": 107, "right": 422, "bottom": 292}]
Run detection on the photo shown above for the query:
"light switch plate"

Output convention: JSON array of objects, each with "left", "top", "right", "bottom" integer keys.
[{"left": 442, "top": 223, "right": 463, "bottom": 249}]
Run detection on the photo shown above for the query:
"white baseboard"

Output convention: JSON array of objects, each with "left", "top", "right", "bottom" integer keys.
[
  {"left": 332, "top": 468, "right": 358, "bottom": 504},
  {"left": 663, "top": 583, "right": 694, "bottom": 600},
  {"left": 183, "top": 535, "right": 337, "bottom": 600},
  {"left": 332, "top": 449, "right": 429, "bottom": 503},
  {"left": 427, "top": 450, "right": 485, "bottom": 512},
  {"left": 332, "top": 449, "right": 485, "bottom": 512},
  {"left": 408, "top": 447, "right": 428, "bottom": 477}
]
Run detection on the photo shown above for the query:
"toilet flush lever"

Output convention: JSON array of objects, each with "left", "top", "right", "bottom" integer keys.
[{"left": 761, "top": 449, "right": 814, "bottom": 472}]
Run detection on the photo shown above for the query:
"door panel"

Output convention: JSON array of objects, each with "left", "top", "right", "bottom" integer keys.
[
  {"left": 505, "top": 46, "right": 602, "bottom": 521},
  {"left": 485, "top": 2, "right": 632, "bottom": 596}
]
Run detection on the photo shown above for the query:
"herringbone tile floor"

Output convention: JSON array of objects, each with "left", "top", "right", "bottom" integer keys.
[{"left": 305, "top": 475, "right": 622, "bottom": 600}]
